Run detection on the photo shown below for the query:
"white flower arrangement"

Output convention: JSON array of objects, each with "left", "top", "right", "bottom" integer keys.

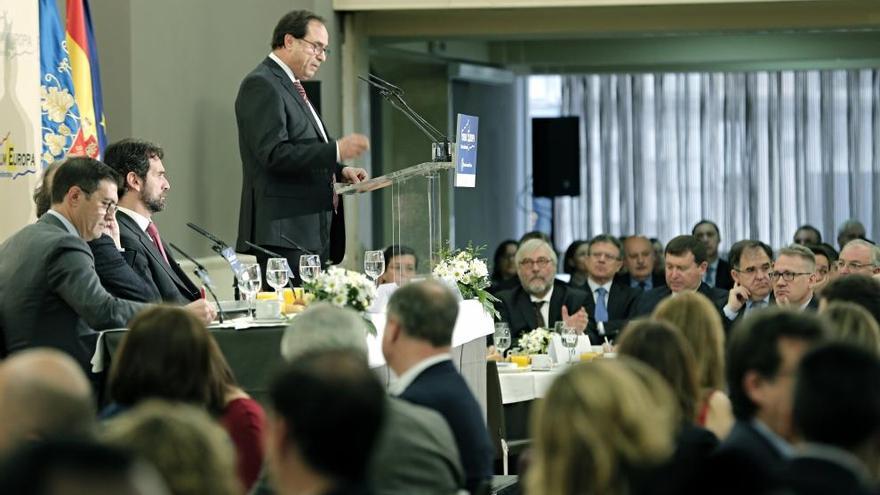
[
  {"left": 432, "top": 244, "right": 499, "bottom": 318},
  {"left": 517, "top": 327, "right": 554, "bottom": 355},
  {"left": 303, "top": 266, "right": 377, "bottom": 315}
]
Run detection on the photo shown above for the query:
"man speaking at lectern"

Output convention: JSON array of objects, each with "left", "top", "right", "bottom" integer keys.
[{"left": 235, "top": 10, "right": 369, "bottom": 278}]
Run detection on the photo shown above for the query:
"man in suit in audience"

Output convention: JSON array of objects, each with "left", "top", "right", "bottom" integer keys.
[
  {"left": 267, "top": 350, "right": 386, "bottom": 495},
  {"left": 103, "top": 139, "right": 200, "bottom": 304},
  {"left": 578, "top": 234, "right": 640, "bottom": 343},
  {"left": 693, "top": 219, "right": 734, "bottom": 290},
  {"left": 722, "top": 240, "right": 774, "bottom": 325},
  {"left": 633, "top": 235, "right": 728, "bottom": 316},
  {"left": 707, "top": 308, "right": 825, "bottom": 495},
  {"left": 272, "top": 302, "right": 465, "bottom": 495},
  {"left": 781, "top": 343, "right": 880, "bottom": 495},
  {"left": 836, "top": 239, "right": 880, "bottom": 277},
  {"left": 806, "top": 243, "right": 837, "bottom": 293},
  {"left": 235, "top": 10, "right": 369, "bottom": 276},
  {"left": 616, "top": 235, "right": 666, "bottom": 291},
  {"left": 772, "top": 245, "right": 820, "bottom": 311},
  {"left": 495, "top": 238, "right": 589, "bottom": 341},
  {"left": 383, "top": 281, "right": 493, "bottom": 494}
]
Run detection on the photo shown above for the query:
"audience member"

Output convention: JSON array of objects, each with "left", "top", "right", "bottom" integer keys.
[
  {"left": 693, "top": 219, "right": 734, "bottom": 289},
  {"left": 0, "top": 349, "right": 95, "bottom": 457},
  {"left": 526, "top": 359, "right": 677, "bottom": 495},
  {"left": 489, "top": 239, "right": 519, "bottom": 294},
  {"left": 837, "top": 219, "right": 867, "bottom": 250},
  {"left": 806, "top": 243, "right": 838, "bottom": 293},
  {"left": 722, "top": 240, "right": 774, "bottom": 325},
  {"left": 574, "top": 234, "right": 640, "bottom": 343},
  {"left": 495, "top": 238, "right": 589, "bottom": 340},
  {"left": 633, "top": 235, "right": 728, "bottom": 316},
  {"left": 267, "top": 351, "right": 386, "bottom": 495},
  {"left": 709, "top": 308, "right": 826, "bottom": 494},
  {"left": 617, "top": 235, "right": 666, "bottom": 291},
  {"left": 383, "top": 281, "right": 493, "bottom": 493},
  {"left": 102, "top": 400, "right": 240, "bottom": 495},
  {"left": 562, "top": 239, "right": 589, "bottom": 287},
  {"left": 819, "top": 274, "right": 880, "bottom": 326},
  {"left": 518, "top": 230, "right": 552, "bottom": 245},
  {"left": 103, "top": 139, "right": 202, "bottom": 303},
  {"left": 278, "top": 302, "right": 465, "bottom": 495},
  {"left": 0, "top": 157, "right": 148, "bottom": 369},
  {"left": 0, "top": 438, "right": 170, "bottom": 495},
  {"left": 781, "top": 343, "right": 880, "bottom": 495},
  {"left": 837, "top": 239, "right": 880, "bottom": 277},
  {"left": 653, "top": 291, "right": 734, "bottom": 440},
  {"left": 772, "top": 245, "right": 819, "bottom": 310},
  {"left": 376, "top": 245, "right": 417, "bottom": 286},
  {"left": 819, "top": 301, "right": 880, "bottom": 356},
  {"left": 793, "top": 224, "right": 822, "bottom": 246}
]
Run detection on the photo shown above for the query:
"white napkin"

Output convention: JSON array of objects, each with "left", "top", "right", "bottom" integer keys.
[{"left": 548, "top": 334, "right": 592, "bottom": 364}]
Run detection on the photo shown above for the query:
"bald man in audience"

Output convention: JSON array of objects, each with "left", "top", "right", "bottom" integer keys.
[
  {"left": 836, "top": 239, "right": 880, "bottom": 277},
  {"left": 616, "top": 235, "right": 666, "bottom": 291},
  {"left": 0, "top": 349, "right": 95, "bottom": 457},
  {"left": 771, "top": 245, "right": 819, "bottom": 311},
  {"left": 836, "top": 219, "right": 867, "bottom": 250}
]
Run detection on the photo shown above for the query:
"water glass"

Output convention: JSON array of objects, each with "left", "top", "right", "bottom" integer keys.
[
  {"left": 364, "top": 250, "right": 385, "bottom": 282},
  {"left": 561, "top": 326, "right": 578, "bottom": 363},
  {"left": 299, "top": 254, "right": 321, "bottom": 284},
  {"left": 237, "top": 263, "right": 262, "bottom": 317},
  {"left": 494, "top": 322, "right": 511, "bottom": 357},
  {"left": 266, "top": 258, "right": 290, "bottom": 299}
]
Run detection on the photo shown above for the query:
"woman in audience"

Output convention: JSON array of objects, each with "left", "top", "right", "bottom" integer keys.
[
  {"left": 527, "top": 359, "right": 676, "bottom": 495},
  {"left": 102, "top": 400, "right": 240, "bottom": 495},
  {"left": 562, "top": 239, "right": 589, "bottom": 288},
  {"left": 489, "top": 239, "right": 520, "bottom": 294},
  {"left": 617, "top": 320, "right": 720, "bottom": 495},
  {"left": 820, "top": 301, "right": 880, "bottom": 356},
  {"left": 652, "top": 292, "right": 734, "bottom": 440}
]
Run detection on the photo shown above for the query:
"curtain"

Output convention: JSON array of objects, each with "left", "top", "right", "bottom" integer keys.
[{"left": 555, "top": 70, "right": 880, "bottom": 251}]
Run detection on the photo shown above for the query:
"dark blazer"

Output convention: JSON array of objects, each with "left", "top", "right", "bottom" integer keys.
[
  {"left": 0, "top": 215, "right": 146, "bottom": 369},
  {"left": 704, "top": 420, "right": 787, "bottom": 495},
  {"left": 399, "top": 360, "right": 493, "bottom": 494},
  {"left": 88, "top": 234, "right": 161, "bottom": 303},
  {"left": 615, "top": 271, "right": 667, "bottom": 291},
  {"left": 571, "top": 279, "right": 640, "bottom": 343},
  {"left": 235, "top": 57, "right": 346, "bottom": 263},
  {"left": 724, "top": 294, "right": 776, "bottom": 331},
  {"left": 116, "top": 211, "right": 199, "bottom": 304},
  {"left": 632, "top": 282, "right": 728, "bottom": 317},
  {"left": 495, "top": 281, "right": 590, "bottom": 342},
  {"left": 712, "top": 258, "right": 735, "bottom": 290},
  {"left": 781, "top": 455, "right": 876, "bottom": 495},
  {"left": 634, "top": 423, "right": 719, "bottom": 495}
]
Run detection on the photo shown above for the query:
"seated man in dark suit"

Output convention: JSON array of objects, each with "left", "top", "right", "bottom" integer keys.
[
  {"left": 572, "top": 234, "right": 639, "bottom": 343},
  {"left": 382, "top": 281, "right": 494, "bottom": 494},
  {"left": 706, "top": 308, "right": 825, "bottom": 495},
  {"left": 722, "top": 240, "right": 774, "bottom": 325},
  {"left": 771, "top": 245, "right": 820, "bottom": 311},
  {"left": 633, "top": 235, "right": 728, "bottom": 317},
  {"left": 103, "top": 138, "right": 201, "bottom": 303},
  {"left": 693, "top": 219, "right": 734, "bottom": 290},
  {"left": 781, "top": 343, "right": 880, "bottom": 495},
  {"left": 616, "top": 235, "right": 666, "bottom": 291},
  {"left": 495, "top": 238, "right": 589, "bottom": 341}
]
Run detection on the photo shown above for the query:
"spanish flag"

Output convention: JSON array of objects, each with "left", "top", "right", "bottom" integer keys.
[{"left": 65, "top": 0, "right": 106, "bottom": 159}]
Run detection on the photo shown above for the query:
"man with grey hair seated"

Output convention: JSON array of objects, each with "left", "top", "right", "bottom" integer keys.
[
  {"left": 836, "top": 239, "right": 880, "bottom": 278},
  {"left": 263, "top": 302, "right": 464, "bottom": 495},
  {"left": 771, "top": 245, "right": 819, "bottom": 311}
]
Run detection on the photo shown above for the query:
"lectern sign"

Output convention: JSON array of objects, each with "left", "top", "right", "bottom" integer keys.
[{"left": 454, "top": 113, "right": 478, "bottom": 188}]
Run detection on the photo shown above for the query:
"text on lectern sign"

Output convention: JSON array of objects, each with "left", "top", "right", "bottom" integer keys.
[{"left": 454, "top": 113, "right": 478, "bottom": 188}]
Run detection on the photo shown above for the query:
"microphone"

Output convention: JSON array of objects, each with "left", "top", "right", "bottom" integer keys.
[
  {"left": 187, "top": 222, "right": 227, "bottom": 248},
  {"left": 186, "top": 222, "right": 245, "bottom": 300},
  {"left": 280, "top": 234, "right": 315, "bottom": 256},
  {"left": 244, "top": 241, "right": 295, "bottom": 280},
  {"left": 169, "top": 242, "right": 226, "bottom": 324}
]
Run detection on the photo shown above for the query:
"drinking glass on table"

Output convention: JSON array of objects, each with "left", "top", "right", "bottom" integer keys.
[
  {"left": 299, "top": 255, "right": 322, "bottom": 284},
  {"left": 364, "top": 250, "right": 385, "bottom": 282},
  {"left": 561, "top": 325, "right": 578, "bottom": 364},
  {"left": 237, "top": 263, "right": 262, "bottom": 318},
  {"left": 266, "top": 258, "right": 291, "bottom": 300},
  {"left": 494, "top": 322, "right": 511, "bottom": 357}
]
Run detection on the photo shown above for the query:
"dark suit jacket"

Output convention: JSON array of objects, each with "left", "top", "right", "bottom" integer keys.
[
  {"left": 724, "top": 294, "right": 776, "bottom": 334},
  {"left": 88, "top": 234, "right": 161, "bottom": 303},
  {"left": 781, "top": 455, "right": 876, "bottom": 495},
  {"left": 615, "top": 272, "right": 667, "bottom": 291},
  {"left": 713, "top": 258, "right": 735, "bottom": 290},
  {"left": 634, "top": 423, "right": 719, "bottom": 495},
  {"left": 571, "top": 279, "right": 640, "bottom": 343},
  {"left": 704, "top": 420, "right": 787, "bottom": 495},
  {"left": 495, "top": 281, "right": 590, "bottom": 342},
  {"left": 399, "top": 360, "right": 493, "bottom": 494},
  {"left": 632, "top": 282, "right": 728, "bottom": 318},
  {"left": 116, "top": 212, "right": 199, "bottom": 304},
  {"left": 0, "top": 215, "right": 146, "bottom": 369},
  {"left": 235, "top": 57, "right": 345, "bottom": 263}
]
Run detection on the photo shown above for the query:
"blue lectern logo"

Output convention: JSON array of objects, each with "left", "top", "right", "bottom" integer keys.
[{"left": 455, "top": 113, "right": 478, "bottom": 188}]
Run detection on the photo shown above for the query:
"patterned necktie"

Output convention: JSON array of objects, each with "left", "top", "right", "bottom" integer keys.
[
  {"left": 532, "top": 301, "right": 546, "bottom": 329},
  {"left": 747, "top": 300, "right": 766, "bottom": 314},
  {"left": 292, "top": 80, "right": 310, "bottom": 104},
  {"left": 294, "top": 80, "right": 338, "bottom": 213},
  {"left": 146, "top": 222, "right": 169, "bottom": 265},
  {"left": 595, "top": 287, "right": 609, "bottom": 323}
]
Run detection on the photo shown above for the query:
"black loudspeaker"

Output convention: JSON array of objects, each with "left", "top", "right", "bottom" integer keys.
[
  {"left": 301, "top": 80, "right": 321, "bottom": 114},
  {"left": 532, "top": 116, "right": 581, "bottom": 197}
]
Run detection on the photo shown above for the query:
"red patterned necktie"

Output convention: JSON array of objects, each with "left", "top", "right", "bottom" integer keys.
[
  {"left": 146, "top": 222, "right": 170, "bottom": 265},
  {"left": 293, "top": 80, "right": 310, "bottom": 104},
  {"left": 294, "top": 80, "right": 339, "bottom": 213}
]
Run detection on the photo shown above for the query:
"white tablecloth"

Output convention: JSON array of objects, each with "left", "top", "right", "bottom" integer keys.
[{"left": 498, "top": 368, "right": 564, "bottom": 404}]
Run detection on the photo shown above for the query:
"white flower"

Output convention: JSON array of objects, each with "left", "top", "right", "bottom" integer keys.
[
  {"left": 44, "top": 133, "right": 66, "bottom": 156},
  {"left": 41, "top": 86, "right": 75, "bottom": 123}
]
